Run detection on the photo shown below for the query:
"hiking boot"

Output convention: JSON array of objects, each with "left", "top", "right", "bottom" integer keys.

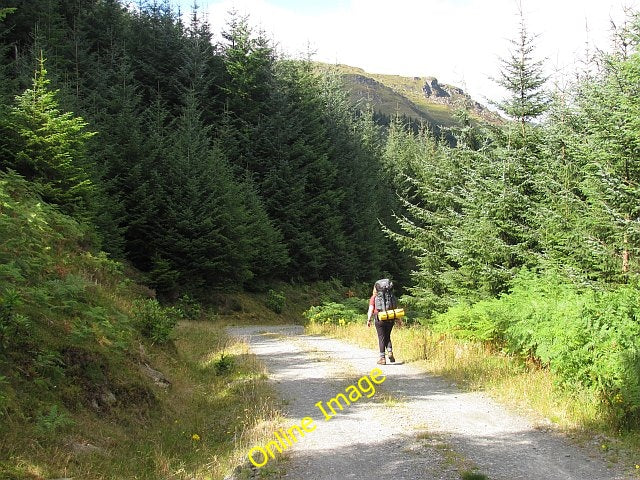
[
  {"left": 377, "top": 357, "right": 386, "bottom": 365},
  {"left": 388, "top": 352, "right": 395, "bottom": 363}
]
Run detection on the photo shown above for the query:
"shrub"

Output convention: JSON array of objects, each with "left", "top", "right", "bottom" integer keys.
[
  {"left": 0, "top": 289, "right": 31, "bottom": 353},
  {"left": 429, "top": 270, "right": 640, "bottom": 427},
  {"left": 266, "top": 289, "right": 285, "bottom": 314},
  {"left": 0, "top": 375, "right": 9, "bottom": 416},
  {"left": 35, "top": 404, "right": 74, "bottom": 434},
  {"left": 132, "top": 299, "right": 177, "bottom": 344},
  {"left": 213, "top": 353, "right": 234, "bottom": 375},
  {"left": 303, "top": 301, "right": 364, "bottom": 326},
  {"left": 176, "top": 294, "right": 202, "bottom": 320},
  {"left": 430, "top": 300, "right": 507, "bottom": 344},
  {"left": 461, "top": 472, "right": 488, "bottom": 480}
]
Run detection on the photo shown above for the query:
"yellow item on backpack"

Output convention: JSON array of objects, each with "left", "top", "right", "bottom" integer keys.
[{"left": 378, "top": 308, "right": 404, "bottom": 321}]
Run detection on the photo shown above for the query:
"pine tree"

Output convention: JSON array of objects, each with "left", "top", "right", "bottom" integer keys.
[
  {"left": 151, "top": 91, "right": 253, "bottom": 294},
  {"left": 6, "top": 52, "right": 95, "bottom": 219},
  {"left": 493, "top": 3, "right": 549, "bottom": 141},
  {"left": 88, "top": 52, "right": 146, "bottom": 257},
  {"left": 573, "top": 18, "right": 640, "bottom": 279},
  {"left": 127, "top": 1, "right": 186, "bottom": 113}
]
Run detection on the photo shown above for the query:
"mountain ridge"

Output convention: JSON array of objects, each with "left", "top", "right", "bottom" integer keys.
[{"left": 317, "top": 63, "right": 501, "bottom": 129}]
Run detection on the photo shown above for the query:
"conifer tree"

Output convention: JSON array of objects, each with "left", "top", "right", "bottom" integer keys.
[
  {"left": 130, "top": 93, "right": 172, "bottom": 273},
  {"left": 6, "top": 53, "right": 95, "bottom": 219},
  {"left": 179, "top": 2, "right": 223, "bottom": 118},
  {"left": 384, "top": 119, "right": 473, "bottom": 312},
  {"left": 573, "top": 18, "right": 640, "bottom": 279},
  {"left": 221, "top": 11, "right": 274, "bottom": 121},
  {"left": 88, "top": 52, "right": 146, "bottom": 257},
  {"left": 236, "top": 174, "right": 290, "bottom": 286},
  {"left": 493, "top": 3, "right": 549, "bottom": 140},
  {"left": 329, "top": 103, "right": 391, "bottom": 281},
  {"left": 151, "top": 91, "right": 253, "bottom": 293},
  {"left": 0, "top": 8, "right": 17, "bottom": 169},
  {"left": 460, "top": 6, "right": 549, "bottom": 294},
  {"left": 219, "top": 11, "right": 277, "bottom": 180},
  {"left": 0, "top": 8, "right": 16, "bottom": 103},
  {"left": 127, "top": 1, "right": 186, "bottom": 113},
  {"left": 259, "top": 60, "right": 349, "bottom": 280},
  {"left": 0, "top": 0, "right": 414, "bottom": 288},
  {"left": 532, "top": 92, "right": 595, "bottom": 279}
]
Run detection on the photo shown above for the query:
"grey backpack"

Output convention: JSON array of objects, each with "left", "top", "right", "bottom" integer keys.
[{"left": 374, "top": 279, "right": 397, "bottom": 312}]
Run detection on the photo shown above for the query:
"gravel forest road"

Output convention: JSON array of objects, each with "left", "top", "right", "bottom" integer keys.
[{"left": 227, "top": 325, "right": 634, "bottom": 480}]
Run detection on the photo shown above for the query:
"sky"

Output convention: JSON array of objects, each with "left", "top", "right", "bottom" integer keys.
[{"left": 173, "top": 0, "right": 639, "bottom": 105}]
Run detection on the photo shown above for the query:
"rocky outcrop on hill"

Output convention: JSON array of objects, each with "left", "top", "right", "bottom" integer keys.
[
  {"left": 422, "top": 77, "right": 453, "bottom": 98},
  {"left": 422, "top": 77, "right": 497, "bottom": 121},
  {"left": 320, "top": 62, "right": 502, "bottom": 127}
]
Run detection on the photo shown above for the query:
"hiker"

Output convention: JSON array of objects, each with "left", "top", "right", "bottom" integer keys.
[{"left": 367, "top": 279, "right": 400, "bottom": 365}]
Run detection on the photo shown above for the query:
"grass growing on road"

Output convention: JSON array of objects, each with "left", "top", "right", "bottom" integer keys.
[{"left": 461, "top": 472, "right": 489, "bottom": 480}]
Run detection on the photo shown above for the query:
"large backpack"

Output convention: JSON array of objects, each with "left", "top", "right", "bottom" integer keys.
[{"left": 374, "top": 278, "right": 397, "bottom": 312}]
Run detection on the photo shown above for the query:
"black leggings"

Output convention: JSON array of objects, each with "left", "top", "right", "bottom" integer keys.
[{"left": 374, "top": 318, "right": 394, "bottom": 354}]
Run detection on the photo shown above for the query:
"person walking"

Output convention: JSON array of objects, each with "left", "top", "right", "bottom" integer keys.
[{"left": 367, "top": 280, "right": 398, "bottom": 365}]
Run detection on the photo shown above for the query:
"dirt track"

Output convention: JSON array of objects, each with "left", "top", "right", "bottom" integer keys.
[{"left": 228, "top": 325, "right": 634, "bottom": 480}]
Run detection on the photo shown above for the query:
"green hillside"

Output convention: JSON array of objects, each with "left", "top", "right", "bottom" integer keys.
[
  {"left": 0, "top": 171, "right": 287, "bottom": 479},
  {"left": 318, "top": 63, "right": 501, "bottom": 129}
]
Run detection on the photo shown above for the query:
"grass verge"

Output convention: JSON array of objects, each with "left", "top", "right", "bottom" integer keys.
[{"left": 1, "top": 319, "right": 282, "bottom": 480}]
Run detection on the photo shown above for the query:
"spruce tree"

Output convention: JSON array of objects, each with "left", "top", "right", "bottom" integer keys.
[
  {"left": 329, "top": 103, "right": 391, "bottom": 282},
  {"left": 6, "top": 53, "right": 95, "bottom": 219},
  {"left": 235, "top": 174, "right": 289, "bottom": 287},
  {"left": 493, "top": 4, "right": 549, "bottom": 140},
  {"left": 0, "top": 8, "right": 16, "bottom": 103},
  {"left": 88, "top": 52, "right": 146, "bottom": 257},
  {"left": 127, "top": 1, "right": 186, "bottom": 113},
  {"left": 259, "top": 60, "right": 347, "bottom": 281},
  {"left": 131, "top": 93, "right": 172, "bottom": 273},
  {"left": 573, "top": 19, "right": 640, "bottom": 279},
  {"left": 385, "top": 118, "right": 486, "bottom": 312},
  {"left": 221, "top": 11, "right": 274, "bottom": 122},
  {"left": 0, "top": 8, "right": 17, "bottom": 169},
  {"left": 533, "top": 92, "right": 595, "bottom": 280},
  {"left": 462, "top": 6, "right": 549, "bottom": 293},
  {"left": 151, "top": 91, "right": 252, "bottom": 294},
  {"left": 219, "top": 11, "right": 277, "bottom": 180},
  {"left": 179, "top": 2, "right": 223, "bottom": 119}
]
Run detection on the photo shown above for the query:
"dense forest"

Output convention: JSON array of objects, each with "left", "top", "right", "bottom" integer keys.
[
  {"left": 0, "top": 3, "right": 413, "bottom": 476},
  {"left": 2, "top": 0, "right": 640, "bottom": 476},
  {"left": 0, "top": 0, "right": 409, "bottom": 299},
  {"left": 383, "top": 12, "right": 640, "bottom": 428}
]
